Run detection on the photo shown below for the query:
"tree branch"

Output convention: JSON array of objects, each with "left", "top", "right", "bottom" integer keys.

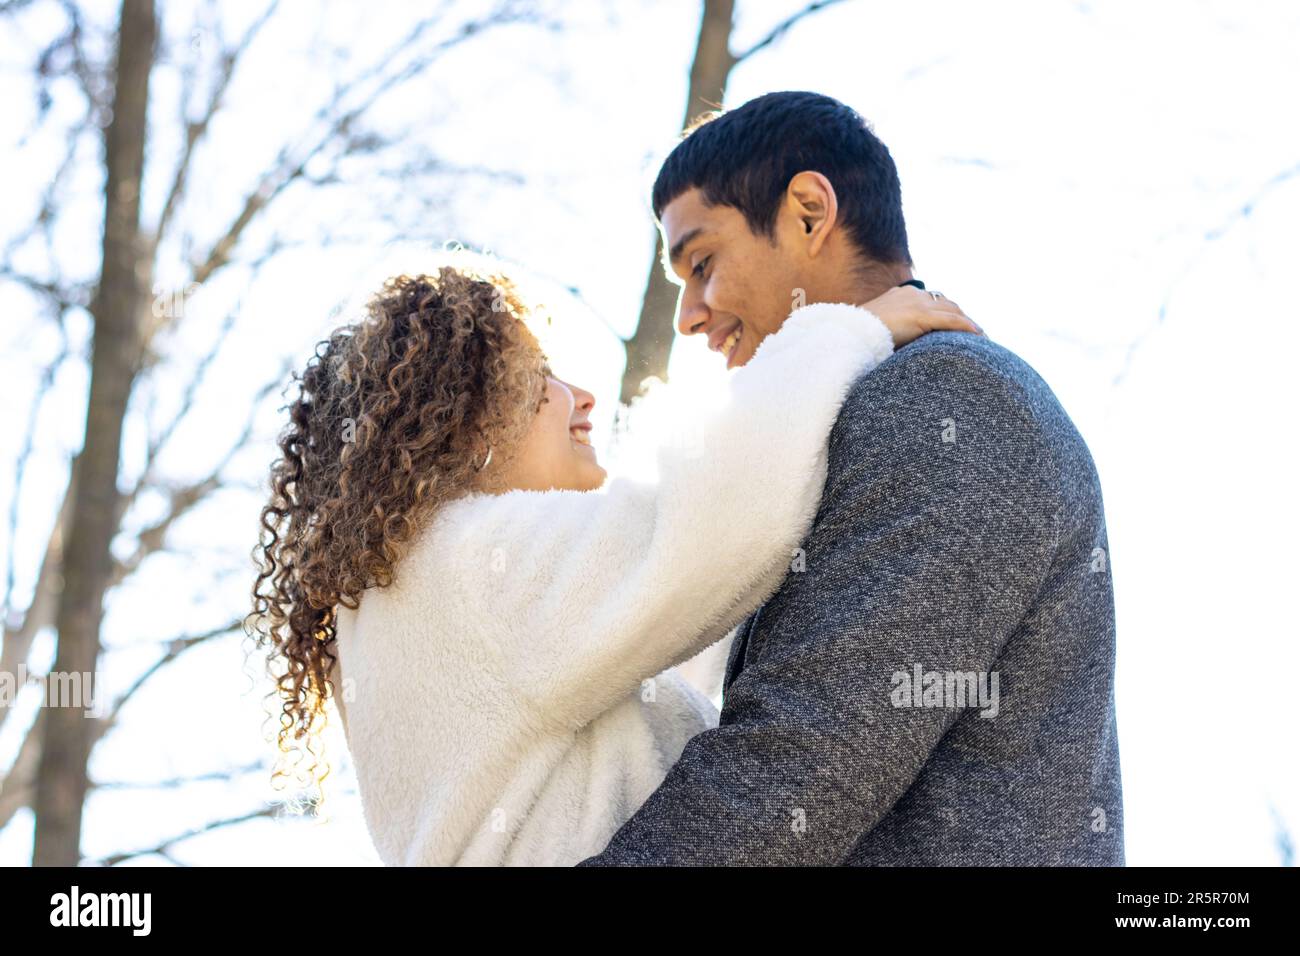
[
  {"left": 185, "top": 2, "right": 539, "bottom": 289},
  {"left": 91, "top": 760, "right": 265, "bottom": 791},
  {"left": 153, "top": 0, "right": 280, "bottom": 246},
  {"left": 93, "top": 617, "right": 244, "bottom": 738},
  {"left": 1112, "top": 160, "right": 1300, "bottom": 387},
  {"left": 732, "top": 0, "right": 848, "bottom": 65},
  {"left": 0, "top": 455, "right": 76, "bottom": 739},
  {"left": 0, "top": 616, "right": 242, "bottom": 835},
  {"left": 112, "top": 357, "right": 293, "bottom": 585},
  {"left": 93, "top": 802, "right": 291, "bottom": 866},
  {"left": 3, "top": 339, "right": 71, "bottom": 624}
]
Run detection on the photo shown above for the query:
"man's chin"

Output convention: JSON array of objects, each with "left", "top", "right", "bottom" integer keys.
[{"left": 727, "top": 343, "right": 756, "bottom": 369}]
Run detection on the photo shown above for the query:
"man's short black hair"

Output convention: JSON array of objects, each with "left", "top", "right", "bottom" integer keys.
[{"left": 652, "top": 91, "right": 912, "bottom": 267}]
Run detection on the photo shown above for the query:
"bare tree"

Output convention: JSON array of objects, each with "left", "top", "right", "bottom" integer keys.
[
  {"left": 619, "top": 0, "right": 847, "bottom": 404},
  {"left": 30, "top": 0, "right": 158, "bottom": 868},
  {"left": 1, "top": 0, "right": 550, "bottom": 865}
]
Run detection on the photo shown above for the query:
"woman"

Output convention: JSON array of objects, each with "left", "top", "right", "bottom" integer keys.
[{"left": 248, "top": 263, "right": 977, "bottom": 865}]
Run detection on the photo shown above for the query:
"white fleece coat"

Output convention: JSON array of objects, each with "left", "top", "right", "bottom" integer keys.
[{"left": 331, "top": 302, "right": 896, "bottom": 866}]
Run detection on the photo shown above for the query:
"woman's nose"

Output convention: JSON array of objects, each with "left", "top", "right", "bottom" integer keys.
[
  {"left": 560, "top": 380, "right": 596, "bottom": 412},
  {"left": 571, "top": 384, "right": 596, "bottom": 412}
]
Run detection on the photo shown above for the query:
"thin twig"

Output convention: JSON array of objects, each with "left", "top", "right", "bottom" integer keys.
[{"left": 733, "top": 0, "right": 848, "bottom": 64}]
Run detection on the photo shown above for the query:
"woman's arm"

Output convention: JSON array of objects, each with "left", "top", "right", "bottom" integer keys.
[{"left": 440, "top": 303, "right": 908, "bottom": 728}]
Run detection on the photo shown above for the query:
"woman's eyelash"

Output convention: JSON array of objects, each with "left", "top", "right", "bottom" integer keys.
[{"left": 692, "top": 256, "right": 710, "bottom": 278}]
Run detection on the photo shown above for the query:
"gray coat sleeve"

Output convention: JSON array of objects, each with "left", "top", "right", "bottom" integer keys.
[{"left": 577, "top": 333, "right": 1067, "bottom": 865}]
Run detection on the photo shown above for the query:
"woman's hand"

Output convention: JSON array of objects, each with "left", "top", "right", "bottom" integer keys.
[{"left": 861, "top": 285, "right": 983, "bottom": 348}]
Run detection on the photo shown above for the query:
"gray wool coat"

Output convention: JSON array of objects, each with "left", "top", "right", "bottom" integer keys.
[{"left": 578, "top": 329, "right": 1124, "bottom": 866}]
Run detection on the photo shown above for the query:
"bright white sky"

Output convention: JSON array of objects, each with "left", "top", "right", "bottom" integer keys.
[{"left": 1, "top": 0, "right": 1296, "bottom": 866}]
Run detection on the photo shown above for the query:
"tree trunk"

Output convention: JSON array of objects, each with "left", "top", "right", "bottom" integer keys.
[
  {"left": 32, "top": 0, "right": 156, "bottom": 867},
  {"left": 619, "top": 0, "right": 736, "bottom": 405}
]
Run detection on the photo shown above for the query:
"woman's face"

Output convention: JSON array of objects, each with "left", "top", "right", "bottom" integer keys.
[{"left": 494, "top": 376, "right": 607, "bottom": 493}]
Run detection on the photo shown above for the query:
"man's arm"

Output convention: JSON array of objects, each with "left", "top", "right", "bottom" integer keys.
[{"left": 578, "top": 334, "right": 1064, "bottom": 865}]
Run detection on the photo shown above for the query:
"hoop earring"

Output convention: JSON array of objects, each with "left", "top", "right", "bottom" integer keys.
[{"left": 476, "top": 445, "right": 493, "bottom": 471}]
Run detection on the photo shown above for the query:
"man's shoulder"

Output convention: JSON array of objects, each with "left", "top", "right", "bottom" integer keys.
[
  {"left": 829, "top": 330, "right": 1102, "bottom": 513},
  {"left": 844, "top": 331, "right": 1049, "bottom": 412},
  {"left": 837, "top": 331, "right": 1083, "bottom": 451}
]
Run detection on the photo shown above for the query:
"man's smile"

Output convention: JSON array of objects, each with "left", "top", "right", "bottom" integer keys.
[{"left": 708, "top": 320, "right": 744, "bottom": 366}]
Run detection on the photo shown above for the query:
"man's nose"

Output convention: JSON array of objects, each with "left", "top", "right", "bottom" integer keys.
[{"left": 676, "top": 284, "right": 709, "bottom": 337}]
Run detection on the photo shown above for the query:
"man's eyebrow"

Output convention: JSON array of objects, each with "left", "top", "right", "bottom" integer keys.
[{"left": 667, "top": 227, "right": 705, "bottom": 267}]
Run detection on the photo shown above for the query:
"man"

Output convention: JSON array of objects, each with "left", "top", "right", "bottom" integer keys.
[{"left": 578, "top": 91, "right": 1123, "bottom": 865}]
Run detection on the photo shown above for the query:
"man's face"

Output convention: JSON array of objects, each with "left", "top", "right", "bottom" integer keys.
[{"left": 660, "top": 187, "right": 808, "bottom": 370}]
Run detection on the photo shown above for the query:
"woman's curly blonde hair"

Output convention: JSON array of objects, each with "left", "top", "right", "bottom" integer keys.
[{"left": 246, "top": 265, "right": 551, "bottom": 799}]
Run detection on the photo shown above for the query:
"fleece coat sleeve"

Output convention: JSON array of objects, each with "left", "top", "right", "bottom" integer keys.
[{"left": 429, "top": 302, "right": 896, "bottom": 730}]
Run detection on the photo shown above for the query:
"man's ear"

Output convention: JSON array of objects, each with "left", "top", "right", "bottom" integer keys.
[{"left": 785, "top": 171, "right": 838, "bottom": 258}]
